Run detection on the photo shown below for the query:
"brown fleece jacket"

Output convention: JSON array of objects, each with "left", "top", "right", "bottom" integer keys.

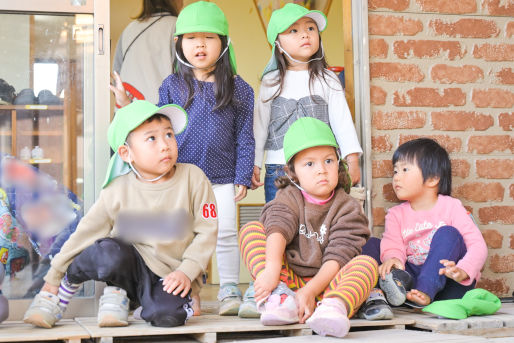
[{"left": 261, "top": 186, "right": 370, "bottom": 277}]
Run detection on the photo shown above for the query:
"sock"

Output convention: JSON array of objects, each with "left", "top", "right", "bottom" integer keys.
[{"left": 57, "top": 274, "right": 80, "bottom": 312}]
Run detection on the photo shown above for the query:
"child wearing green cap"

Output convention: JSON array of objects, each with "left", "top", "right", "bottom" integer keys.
[
  {"left": 252, "top": 3, "right": 362, "bottom": 204},
  {"left": 111, "top": 1, "right": 255, "bottom": 317},
  {"left": 240, "top": 117, "right": 378, "bottom": 338},
  {"left": 24, "top": 100, "right": 218, "bottom": 329}
]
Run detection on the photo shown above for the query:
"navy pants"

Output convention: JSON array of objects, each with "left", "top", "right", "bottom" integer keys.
[
  {"left": 66, "top": 238, "right": 191, "bottom": 327},
  {"left": 362, "top": 226, "right": 475, "bottom": 301},
  {"left": 264, "top": 164, "right": 285, "bottom": 203}
]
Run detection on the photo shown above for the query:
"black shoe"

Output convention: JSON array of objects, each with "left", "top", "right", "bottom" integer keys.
[
  {"left": 379, "top": 268, "right": 413, "bottom": 306},
  {"left": 358, "top": 289, "right": 393, "bottom": 320}
]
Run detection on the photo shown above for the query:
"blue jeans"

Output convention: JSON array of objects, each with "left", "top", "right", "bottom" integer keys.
[
  {"left": 362, "top": 226, "right": 475, "bottom": 301},
  {"left": 264, "top": 164, "right": 285, "bottom": 203}
]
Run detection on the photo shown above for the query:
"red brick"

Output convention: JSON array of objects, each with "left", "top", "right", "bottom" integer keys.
[
  {"left": 369, "top": 14, "right": 423, "bottom": 36},
  {"left": 400, "top": 134, "right": 462, "bottom": 152},
  {"left": 431, "top": 64, "right": 483, "bottom": 84},
  {"left": 468, "top": 135, "right": 513, "bottom": 154},
  {"left": 453, "top": 182, "right": 504, "bottom": 202},
  {"left": 482, "top": 229, "right": 504, "bottom": 249},
  {"left": 370, "top": 39, "right": 389, "bottom": 58},
  {"left": 499, "top": 112, "right": 513, "bottom": 131},
  {"left": 373, "top": 110, "right": 426, "bottom": 129},
  {"left": 429, "top": 18, "right": 499, "bottom": 38},
  {"left": 476, "top": 159, "right": 514, "bottom": 179},
  {"left": 479, "top": 206, "right": 514, "bottom": 224},
  {"left": 372, "top": 160, "right": 394, "bottom": 178},
  {"left": 489, "top": 254, "right": 514, "bottom": 273},
  {"left": 371, "top": 62, "right": 424, "bottom": 82},
  {"left": 431, "top": 111, "right": 493, "bottom": 131},
  {"left": 496, "top": 68, "right": 514, "bottom": 85},
  {"left": 476, "top": 278, "right": 510, "bottom": 296},
  {"left": 416, "top": 0, "right": 477, "bottom": 14},
  {"left": 511, "top": 184, "right": 514, "bottom": 200},
  {"left": 394, "top": 40, "right": 465, "bottom": 60},
  {"left": 368, "top": 0, "right": 410, "bottom": 11},
  {"left": 451, "top": 159, "right": 470, "bottom": 178},
  {"left": 473, "top": 43, "right": 514, "bottom": 61},
  {"left": 464, "top": 205, "right": 474, "bottom": 214},
  {"left": 507, "top": 22, "right": 514, "bottom": 38},
  {"left": 511, "top": 233, "right": 514, "bottom": 248},
  {"left": 373, "top": 207, "right": 386, "bottom": 226},
  {"left": 370, "top": 85, "right": 387, "bottom": 105},
  {"left": 472, "top": 88, "right": 514, "bottom": 108},
  {"left": 372, "top": 135, "right": 393, "bottom": 152},
  {"left": 394, "top": 88, "right": 466, "bottom": 107},
  {"left": 383, "top": 183, "right": 400, "bottom": 202},
  {"left": 483, "top": 0, "right": 514, "bottom": 16}
]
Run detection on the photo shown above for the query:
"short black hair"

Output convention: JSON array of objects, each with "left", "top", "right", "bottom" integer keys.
[
  {"left": 392, "top": 138, "right": 452, "bottom": 195},
  {"left": 126, "top": 113, "right": 172, "bottom": 142}
]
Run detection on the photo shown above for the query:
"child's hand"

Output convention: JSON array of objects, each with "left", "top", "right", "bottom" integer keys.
[
  {"left": 251, "top": 166, "right": 264, "bottom": 190},
  {"left": 254, "top": 269, "right": 280, "bottom": 303},
  {"left": 109, "top": 71, "right": 131, "bottom": 107},
  {"left": 41, "top": 282, "right": 59, "bottom": 295},
  {"left": 296, "top": 286, "right": 316, "bottom": 323},
  {"left": 346, "top": 154, "right": 361, "bottom": 185},
  {"left": 234, "top": 185, "right": 247, "bottom": 202},
  {"left": 162, "top": 270, "right": 191, "bottom": 297},
  {"left": 378, "top": 258, "right": 404, "bottom": 280},
  {"left": 439, "top": 259, "right": 469, "bottom": 282}
]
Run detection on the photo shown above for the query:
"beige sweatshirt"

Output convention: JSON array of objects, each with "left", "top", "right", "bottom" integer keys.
[{"left": 44, "top": 163, "right": 218, "bottom": 294}]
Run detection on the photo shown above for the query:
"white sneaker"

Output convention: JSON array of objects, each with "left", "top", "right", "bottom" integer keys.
[
  {"left": 23, "top": 291, "right": 63, "bottom": 328},
  {"left": 97, "top": 286, "right": 129, "bottom": 327}
]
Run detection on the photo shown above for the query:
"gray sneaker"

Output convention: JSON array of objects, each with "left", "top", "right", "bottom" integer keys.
[
  {"left": 97, "top": 286, "right": 129, "bottom": 327},
  {"left": 23, "top": 291, "right": 63, "bottom": 328},
  {"left": 238, "top": 283, "right": 260, "bottom": 318},
  {"left": 379, "top": 268, "right": 413, "bottom": 306},
  {"left": 218, "top": 282, "right": 242, "bottom": 316}
]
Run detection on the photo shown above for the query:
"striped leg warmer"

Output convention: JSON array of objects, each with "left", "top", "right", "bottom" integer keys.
[{"left": 57, "top": 274, "right": 80, "bottom": 312}]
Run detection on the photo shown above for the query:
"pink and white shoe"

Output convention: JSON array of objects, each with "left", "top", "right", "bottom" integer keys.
[
  {"left": 306, "top": 297, "right": 350, "bottom": 337},
  {"left": 260, "top": 293, "right": 299, "bottom": 326}
]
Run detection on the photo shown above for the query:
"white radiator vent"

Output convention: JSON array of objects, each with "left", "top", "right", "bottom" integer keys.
[{"left": 237, "top": 204, "right": 264, "bottom": 228}]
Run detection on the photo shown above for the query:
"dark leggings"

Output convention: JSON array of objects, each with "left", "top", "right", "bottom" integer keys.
[
  {"left": 66, "top": 238, "right": 191, "bottom": 327},
  {"left": 362, "top": 226, "right": 475, "bottom": 301}
]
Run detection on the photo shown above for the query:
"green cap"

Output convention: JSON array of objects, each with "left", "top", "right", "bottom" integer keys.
[
  {"left": 174, "top": 1, "right": 237, "bottom": 73},
  {"left": 263, "top": 3, "right": 327, "bottom": 77},
  {"left": 283, "top": 117, "right": 338, "bottom": 163},
  {"left": 423, "top": 288, "right": 501, "bottom": 320},
  {"left": 103, "top": 100, "right": 188, "bottom": 188}
]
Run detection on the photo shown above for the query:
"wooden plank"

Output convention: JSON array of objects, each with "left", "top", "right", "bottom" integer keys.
[
  {"left": 0, "top": 319, "right": 90, "bottom": 342},
  {"left": 234, "top": 329, "right": 490, "bottom": 343},
  {"left": 342, "top": 0, "right": 355, "bottom": 120}
]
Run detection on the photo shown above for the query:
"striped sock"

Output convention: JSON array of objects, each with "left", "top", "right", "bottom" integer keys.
[
  {"left": 57, "top": 274, "right": 80, "bottom": 312},
  {"left": 239, "top": 221, "right": 267, "bottom": 279},
  {"left": 324, "top": 255, "right": 379, "bottom": 318}
]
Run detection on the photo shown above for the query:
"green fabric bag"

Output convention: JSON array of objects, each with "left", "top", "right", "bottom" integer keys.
[{"left": 422, "top": 288, "right": 501, "bottom": 319}]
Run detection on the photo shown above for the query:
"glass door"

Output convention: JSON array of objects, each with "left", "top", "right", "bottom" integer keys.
[{"left": 0, "top": 0, "right": 110, "bottom": 319}]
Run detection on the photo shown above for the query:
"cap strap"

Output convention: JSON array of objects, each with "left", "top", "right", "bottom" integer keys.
[
  {"left": 275, "top": 40, "right": 325, "bottom": 65},
  {"left": 175, "top": 37, "right": 232, "bottom": 71}
]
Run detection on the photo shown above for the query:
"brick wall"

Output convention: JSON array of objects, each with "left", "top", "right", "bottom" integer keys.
[{"left": 368, "top": 0, "right": 514, "bottom": 296}]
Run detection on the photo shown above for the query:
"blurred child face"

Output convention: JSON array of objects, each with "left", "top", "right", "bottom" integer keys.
[
  {"left": 292, "top": 145, "right": 338, "bottom": 200},
  {"left": 277, "top": 17, "right": 320, "bottom": 68},
  {"left": 393, "top": 160, "right": 427, "bottom": 202},
  {"left": 179, "top": 32, "right": 222, "bottom": 78},
  {"left": 122, "top": 118, "right": 178, "bottom": 183}
]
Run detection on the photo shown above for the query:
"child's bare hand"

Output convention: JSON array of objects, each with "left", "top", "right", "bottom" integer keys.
[
  {"left": 254, "top": 269, "right": 279, "bottom": 303},
  {"left": 296, "top": 286, "right": 316, "bottom": 323},
  {"left": 109, "top": 71, "right": 131, "bottom": 107},
  {"left": 251, "top": 166, "right": 263, "bottom": 190},
  {"left": 439, "top": 260, "right": 469, "bottom": 282},
  {"left": 346, "top": 154, "right": 361, "bottom": 185},
  {"left": 162, "top": 270, "right": 191, "bottom": 297},
  {"left": 378, "top": 258, "right": 404, "bottom": 280},
  {"left": 234, "top": 185, "right": 247, "bottom": 202},
  {"left": 41, "top": 282, "right": 59, "bottom": 295}
]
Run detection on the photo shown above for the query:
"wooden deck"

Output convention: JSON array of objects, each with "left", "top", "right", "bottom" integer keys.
[{"left": 0, "top": 303, "right": 511, "bottom": 342}]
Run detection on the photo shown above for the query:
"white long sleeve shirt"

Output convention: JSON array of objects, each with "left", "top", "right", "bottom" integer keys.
[{"left": 254, "top": 69, "right": 362, "bottom": 167}]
